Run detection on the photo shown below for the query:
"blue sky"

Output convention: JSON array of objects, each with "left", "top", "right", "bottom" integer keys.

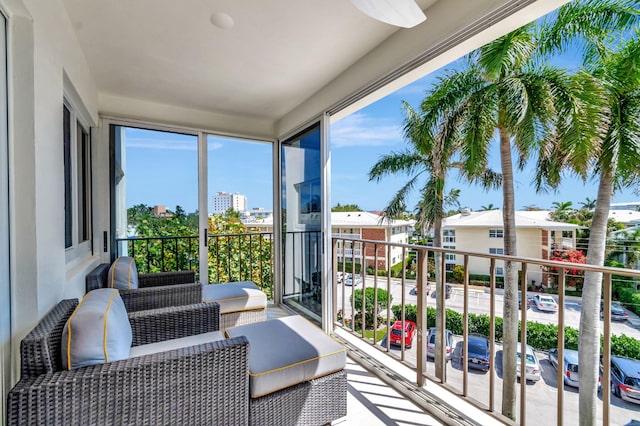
[{"left": 124, "top": 32, "right": 639, "bottom": 215}]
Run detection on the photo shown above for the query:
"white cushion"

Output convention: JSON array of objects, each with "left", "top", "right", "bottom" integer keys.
[
  {"left": 107, "top": 256, "right": 139, "bottom": 290},
  {"left": 203, "top": 281, "right": 267, "bottom": 314},
  {"left": 226, "top": 315, "right": 346, "bottom": 398},
  {"left": 61, "top": 289, "right": 132, "bottom": 370},
  {"left": 129, "top": 331, "right": 225, "bottom": 358}
]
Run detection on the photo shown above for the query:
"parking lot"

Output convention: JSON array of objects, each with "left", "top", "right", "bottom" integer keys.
[{"left": 337, "top": 277, "right": 640, "bottom": 424}]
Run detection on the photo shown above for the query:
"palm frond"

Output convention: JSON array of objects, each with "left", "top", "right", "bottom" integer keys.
[
  {"left": 478, "top": 24, "right": 537, "bottom": 80},
  {"left": 368, "top": 151, "right": 424, "bottom": 182},
  {"left": 539, "top": 0, "right": 640, "bottom": 65},
  {"left": 381, "top": 175, "right": 421, "bottom": 219}
]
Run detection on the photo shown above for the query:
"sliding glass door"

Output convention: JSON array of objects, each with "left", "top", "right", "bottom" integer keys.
[{"left": 280, "top": 123, "right": 326, "bottom": 323}]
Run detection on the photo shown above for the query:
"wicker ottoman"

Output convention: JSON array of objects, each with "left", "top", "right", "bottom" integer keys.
[
  {"left": 227, "top": 315, "right": 348, "bottom": 426},
  {"left": 203, "top": 281, "right": 267, "bottom": 330}
]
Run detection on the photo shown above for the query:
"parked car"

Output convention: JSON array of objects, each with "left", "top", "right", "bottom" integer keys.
[
  {"left": 518, "top": 293, "right": 531, "bottom": 310},
  {"left": 549, "top": 348, "right": 601, "bottom": 390},
  {"left": 345, "top": 274, "right": 362, "bottom": 286},
  {"left": 456, "top": 334, "right": 491, "bottom": 371},
  {"left": 427, "top": 328, "right": 454, "bottom": 360},
  {"left": 609, "top": 356, "right": 640, "bottom": 404},
  {"left": 600, "top": 300, "right": 629, "bottom": 321},
  {"left": 389, "top": 320, "right": 416, "bottom": 348},
  {"left": 336, "top": 272, "right": 344, "bottom": 284},
  {"left": 433, "top": 284, "right": 452, "bottom": 299},
  {"left": 533, "top": 294, "right": 558, "bottom": 312},
  {"left": 516, "top": 343, "right": 541, "bottom": 382}
]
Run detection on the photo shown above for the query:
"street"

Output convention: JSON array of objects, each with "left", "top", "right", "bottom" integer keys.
[{"left": 337, "top": 277, "right": 640, "bottom": 425}]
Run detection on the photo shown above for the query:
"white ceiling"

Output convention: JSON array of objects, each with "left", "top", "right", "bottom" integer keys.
[{"left": 62, "top": 0, "right": 436, "bottom": 124}]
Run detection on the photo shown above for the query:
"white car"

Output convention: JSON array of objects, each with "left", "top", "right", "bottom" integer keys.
[
  {"left": 533, "top": 294, "right": 558, "bottom": 312},
  {"left": 516, "top": 343, "right": 541, "bottom": 382},
  {"left": 345, "top": 274, "right": 362, "bottom": 286}
]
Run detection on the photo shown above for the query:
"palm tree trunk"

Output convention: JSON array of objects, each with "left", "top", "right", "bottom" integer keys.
[
  {"left": 433, "top": 216, "right": 445, "bottom": 380},
  {"left": 499, "top": 128, "right": 518, "bottom": 420},
  {"left": 579, "top": 171, "right": 613, "bottom": 426}
]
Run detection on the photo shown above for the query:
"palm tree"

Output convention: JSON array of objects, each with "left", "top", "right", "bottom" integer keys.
[
  {"left": 537, "top": 3, "right": 640, "bottom": 423},
  {"left": 369, "top": 101, "right": 498, "bottom": 380},
  {"left": 580, "top": 197, "right": 597, "bottom": 210},
  {"left": 420, "top": 26, "right": 602, "bottom": 419},
  {"left": 480, "top": 203, "right": 496, "bottom": 211},
  {"left": 552, "top": 201, "right": 574, "bottom": 212},
  {"left": 574, "top": 36, "right": 640, "bottom": 424}
]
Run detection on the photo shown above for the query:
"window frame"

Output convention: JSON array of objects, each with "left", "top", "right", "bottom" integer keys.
[
  {"left": 489, "top": 229, "right": 504, "bottom": 238},
  {"left": 489, "top": 247, "right": 504, "bottom": 255},
  {"left": 63, "top": 96, "right": 94, "bottom": 264}
]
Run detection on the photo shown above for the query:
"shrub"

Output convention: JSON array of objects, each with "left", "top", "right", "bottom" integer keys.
[
  {"left": 451, "top": 265, "right": 465, "bottom": 283},
  {"left": 352, "top": 288, "right": 392, "bottom": 328},
  {"left": 617, "top": 288, "right": 640, "bottom": 316},
  {"left": 390, "top": 304, "right": 639, "bottom": 358}
]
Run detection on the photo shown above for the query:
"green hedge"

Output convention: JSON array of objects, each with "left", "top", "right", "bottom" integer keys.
[
  {"left": 391, "top": 304, "right": 640, "bottom": 359},
  {"left": 617, "top": 288, "right": 640, "bottom": 316}
]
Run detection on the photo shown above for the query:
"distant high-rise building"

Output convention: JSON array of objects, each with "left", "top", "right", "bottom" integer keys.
[{"left": 212, "top": 192, "right": 247, "bottom": 213}]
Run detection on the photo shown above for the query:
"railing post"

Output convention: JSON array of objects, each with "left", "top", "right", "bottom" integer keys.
[
  {"left": 519, "top": 262, "right": 527, "bottom": 426},
  {"left": 557, "top": 268, "right": 565, "bottom": 425},
  {"left": 416, "top": 247, "right": 428, "bottom": 387},
  {"left": 603, "top": 273, "right": 612, "bottom": 426}
]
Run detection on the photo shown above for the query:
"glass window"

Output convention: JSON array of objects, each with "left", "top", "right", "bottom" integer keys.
[
  {"left": 489, "top": 248, "right": 504, "bottom": 255},
  {"left": 63, "top": 100, "right": 92, "bottom": 254},
  {"left": 496, "top": 267, "right": 504, "bottom": 276},
  {"left": 489, "top": 229, "right": 503, "bottom": 238}
]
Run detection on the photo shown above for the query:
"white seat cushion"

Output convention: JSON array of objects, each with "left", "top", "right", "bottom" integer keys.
[
  {"left": 203, "top": 281, "right": 267, "bottom": 314},
  {"left": 129, "top": 331, "right": 225, "bottom": 358},
  {"left": 226, "top": 315, "right": 346, "bottom": 398}
]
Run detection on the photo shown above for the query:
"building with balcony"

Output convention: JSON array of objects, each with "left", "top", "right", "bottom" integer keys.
[{"left": 443, "top": 209, "right": 582, "bottom": 285}]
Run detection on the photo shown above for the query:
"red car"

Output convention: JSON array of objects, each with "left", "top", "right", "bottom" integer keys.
[{"left": 389, "top": 320, "right": 416, "bottom": 348}]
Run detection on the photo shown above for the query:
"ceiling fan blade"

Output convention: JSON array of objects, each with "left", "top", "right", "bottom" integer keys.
[{"left": 351, "top": 0, "right": 427, "bottom": 28}]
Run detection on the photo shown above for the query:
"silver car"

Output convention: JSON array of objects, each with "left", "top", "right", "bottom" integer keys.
[
  {"left": 549, "top": 348, "right": 602, "bottom": 390},
  {"left": 427, "top": 328, "right": 453, "bottom": 360},
  {"left": 516, "top": 343, "right": 541, "bottom": 382},
  {"left": 533, "top": 294, "right": 558, "bottom": 312}
]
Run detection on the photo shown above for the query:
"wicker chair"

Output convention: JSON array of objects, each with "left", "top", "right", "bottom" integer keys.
[
  {"left": 86, "top": 262, "right": 202, "bottom": 312},
  {"left": 87, "top": 263, "right": 268, "bottom": 330},
  {"left": 7, "top": 299, "right": 250, "bottom": 425}
]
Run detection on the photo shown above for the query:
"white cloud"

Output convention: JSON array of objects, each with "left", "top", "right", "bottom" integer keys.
[
  {"left": 127, "top": 137, "right": 197, "bottom": 151},
  {"left": 124, "top": 137, "right": 223, "bottom": 151},
  {"left": 331, "top": 113, "right": 403, "bottom": 148}
]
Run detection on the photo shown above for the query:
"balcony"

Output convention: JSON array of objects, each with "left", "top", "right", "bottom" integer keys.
[{"left": 117, "top": 232, "right": 640, "bottom": 424}]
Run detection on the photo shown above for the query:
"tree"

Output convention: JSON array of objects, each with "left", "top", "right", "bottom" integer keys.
[
  {"left": 537, "top": 3, "right": 640, "bottom": 422},
  {"left": 607, "top": 227, "right": 640, "bottom": 270},
  {"left": 369, "top": 98, "right": 499, "bottom": 380},
  {"left": 552, "top": 201, "right": 574, "bottom": 212},
  {"left": 580, "top": 197, "right": 597, "bottom": 210},
  {"left": 332, "top": 203, "right": 363, "bottom": 212},
  {"left": 480, "top": 203, "right": 496, "bottom": 211},
  {"left": 351, "top": 287, "right": 392, "bottom": 328},
  {"left": 420, "top": 24, "right": 601, "bottom": 419}
]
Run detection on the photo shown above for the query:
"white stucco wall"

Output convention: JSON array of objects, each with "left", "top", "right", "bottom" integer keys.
[
  {"left": 6, "top": 0, "right": 101, "bottom": 386},
  {"left": 451, "top": 227, "right": 545, "bottom": 283}
]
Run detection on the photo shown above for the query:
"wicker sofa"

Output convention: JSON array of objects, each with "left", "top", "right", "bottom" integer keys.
[
  {"left": 7, "top": 298, "right": 250, "bottom": 425},
  {"left": 87, "top": 262, "right": 268, "bottom": 330}
]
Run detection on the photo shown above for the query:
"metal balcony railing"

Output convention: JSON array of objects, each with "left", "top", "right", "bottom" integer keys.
[
  {"left": 332, "top": 236, "right": 640, "bottom": 425},
  {"left": 115, "top": 231, "right": 274, "bottom": 299}
]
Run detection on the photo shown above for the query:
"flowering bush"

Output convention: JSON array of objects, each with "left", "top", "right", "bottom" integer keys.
[{"left": 547, "top": 249, "right": 587, "bottom": 289}]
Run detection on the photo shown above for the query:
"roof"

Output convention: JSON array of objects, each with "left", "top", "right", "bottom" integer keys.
[
  {"left": 331, "top": 212, "right": 414, "bottom": 227},
  {"left": 443, "top": 210, "right": 583, "bottom": 230},
  {"left": 608, "top": 209, "right": 640, "bottom": 225},
  {"left": 244, "top": 211, "right": 415, "bottom": 228}
]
